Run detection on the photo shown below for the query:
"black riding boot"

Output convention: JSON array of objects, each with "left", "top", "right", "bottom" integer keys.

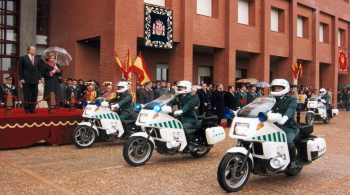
[{"left": 289, "top": 147, "right": 298, "bottom": 169}]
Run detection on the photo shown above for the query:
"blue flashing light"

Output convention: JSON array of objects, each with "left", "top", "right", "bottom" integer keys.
[
  {"left": 224, "top": 109, "right": 233, "bottom": 119},
  {"left": 154, "top": 104, "right": 162, "bottom": 113},
  {"left": 317, "top": 99, "right": 321, "bottom": 103},
  {"left": 258, "top": 112, "right": 267, "bottom": 122},
  {"left": 95, "top": 100, "right": 100, "bottom": 107},
  {"left": 82, "top": 100, "right": 87, "bottom": 106},
  {"left": 135, "top": 103, "right": 141, "bottom": 111}
]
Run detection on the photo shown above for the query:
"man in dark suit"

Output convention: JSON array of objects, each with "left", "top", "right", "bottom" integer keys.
[
  {"left": 154, "top": 80, "right": 168, "bottom": 99},
  {"left": 136, "top": 81, "right": 154, "bottom": 104},
  {"left": 19, "top": 46, "right": 41, "bottom": 114},
  {"left": 225, "top": 85, "right": 237, "bottom": 127},
  {"left": 212, "top": 83, "right": 225, "bottom": 125},
  {"left": 197, "top": 83, "right": 209, "bottom": 116}
]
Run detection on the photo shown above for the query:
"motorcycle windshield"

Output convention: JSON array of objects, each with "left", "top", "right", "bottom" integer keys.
[
  {"left": 143, "top": 93, "right": 176, "bottom": 110},
  {"left": 237, "top": 96, "right": 276, "bottom": 118},
  {"left": 309, "top": 95, "right": 321, "bottom": 101},
  {"left": 89, "top": 94, "right": 107, "bottom": 105}
]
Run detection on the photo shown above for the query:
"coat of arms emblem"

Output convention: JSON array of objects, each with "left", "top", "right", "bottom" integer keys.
[{"left": 152, "top": 20, "right": 165, "bottom": 36}]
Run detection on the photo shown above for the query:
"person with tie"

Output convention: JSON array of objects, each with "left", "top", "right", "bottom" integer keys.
[
  {"left": 197, "top": 83, "right": 209, "bottom": 116},
  {"left": 41, "top": 53, "right": 63, "bottom": 107},
  {"left": 225, "top": 85, "right": 237, "bottom": 127},
  {"left": 136, "top": 81, "right": 154, "bottom": 104},
  {"left": 0, "top": 76, "right": 18, "bottom": 107},
  {"left": 19, "top": 46, "right": 41, "bottom": 114}
]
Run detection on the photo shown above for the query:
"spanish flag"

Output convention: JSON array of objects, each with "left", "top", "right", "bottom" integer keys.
[
  {"left": 292, "top": 63, "right": 298, "bottom": 79},
  {"left": 130, "top": 53, "right": 151, "bottom": 85},
  {"left": 114, "top": 51, "right": 129, "bottom": 80},
  {"left": 126, "top": 49, "right": 132, "bottom": 80}
]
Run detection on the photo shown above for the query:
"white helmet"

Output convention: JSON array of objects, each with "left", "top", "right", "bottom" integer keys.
[
  {"left": 176, "top": 81, "right": 192, "bottom": 94},
  {"left": 269, "top": 79, "right": 290, "bottom": 97},
  {"left": 320, "top": 88, "right": 326, "bottom": 95},
  {"left": 116, "top": 81, "right": 130, "bottom": 93}
]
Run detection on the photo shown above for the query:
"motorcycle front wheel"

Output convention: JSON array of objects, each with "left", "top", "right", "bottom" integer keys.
[
  {"left": 305, "top": 112, "right": 314, "bottom": 125},
  {"left": 217, "top": 153, "right": 251, "bottom": 192},
  {"left": 72, "top": 125, "right": 97, "bottom": 148},
  {"left": 123, "top": 136, "right": 153, "bottom": 166}
]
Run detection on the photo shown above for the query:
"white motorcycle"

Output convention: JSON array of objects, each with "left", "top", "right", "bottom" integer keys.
[
  {"left": 72, "top": 95, "right": 140, "bottom": 148},
  {"left": 123, "top": 93, "right": 226, "bottom": 166},
  {"left": 217, "top": 97, "right": 326, "bottom": 192},
  {"left": 305, "top": 95, "right": 339, "bottom": 124}
]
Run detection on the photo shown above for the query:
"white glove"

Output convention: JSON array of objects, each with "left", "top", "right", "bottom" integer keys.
[
  {"left": 18, "top": 101, "right": 22, "bottom": 104},
  {"left": 321, "top": 99, "right": 326, "bottom": 103},
  {"left": 278, "top": 116, "right": 289, "bottom": 125},
  {"left": 111, "top": 104, "right": 120, "bottom": 110},
  {"left": 174, "top": 110, "right": 183, "bottom": 116}
]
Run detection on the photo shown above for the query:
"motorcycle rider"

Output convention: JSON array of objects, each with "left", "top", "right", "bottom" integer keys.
[
  {"left": 320, "top": 88, "right": 332, "bottom": 118},
  {"left": 270, "top": 79, "right": 298, "bottom": 169},
  {"left": 108, "top": 81, "right": 137, "bottom": 122}
]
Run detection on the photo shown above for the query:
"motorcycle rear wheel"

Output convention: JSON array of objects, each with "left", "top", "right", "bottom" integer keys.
[
  {"left": 190, "top": 148, "right": 211, "bottom": 158},
  {"left": 217, "top": 153, "right": 251, "bottom": 192},
  {"left": 72, "top": 125, "right": 97, "bottom": 148},
  {"left": 123, "top": 136, "right": 153, "bottom": 166}
]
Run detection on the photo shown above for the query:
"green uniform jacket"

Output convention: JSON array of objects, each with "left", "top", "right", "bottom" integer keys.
[
  {"left": 169, "top": 94, "right": 198, "bottom": 125},
  {"left": 271, "top": 95, "right": 298, "bottom": 133},
  {"left": 108, "top": 91, "right": 135, "bottom": 116},
  {"left": 247, "top": 90, "right": 257, "bottom": 104},
  {"left": 321, "top": 93, "right": 329, "bottom": 103},
  {"left": 236, "top": 90, "right": 247, "bottom": 108}
]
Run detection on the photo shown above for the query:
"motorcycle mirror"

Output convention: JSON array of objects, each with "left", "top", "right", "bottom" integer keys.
[
  {"left": 258, "top": 112, "right": 267, "bottom": 122},
  {"left": 134, "top": 103, "right": 141, "bottom": 111}
]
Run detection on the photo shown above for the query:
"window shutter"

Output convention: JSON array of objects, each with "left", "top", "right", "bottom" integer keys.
[
  {"left": 144, "top": 0, "right": 165, "bottom": 7},
  {"left": 197, "top": 0, "right": 212, "bottom": 17},
  {"left": 271, "top": 9, "right": 279, "bottom": 32},
  {"left": 338, "top": 30, "right": 341, "bottom": 47},
  {"left": 238, "top": 0, "right": 249, "bottom": 25},
  {"left": 319, "top": 23, "right": 324, "bottom": 43},
  {"left": 297, "top": 16, "right": 303, "bottom": 37}
]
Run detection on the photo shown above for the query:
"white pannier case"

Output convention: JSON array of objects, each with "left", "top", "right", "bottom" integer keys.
[
  {"left": 307, "top": 138, "right": 326, "bottom": 161},
  {"left": 206, "top": 127, "right": 226, "bottom": 145}
]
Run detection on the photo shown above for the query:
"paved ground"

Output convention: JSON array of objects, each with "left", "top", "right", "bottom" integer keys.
[{"left": 1, "top": 112, "right": 350, "bottom": 195}]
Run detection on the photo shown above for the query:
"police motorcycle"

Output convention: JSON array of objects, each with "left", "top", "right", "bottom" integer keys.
[
  {"left": 72, "top": 93, "right": 140, "bottom": 148},
  {"left": 122, "top": 93, "right": 226, "bottom": 166},
  {"left": 217, "top": 96, "right": 326, "bottom": 192},
  {"left": 305, "top": 94, "right": 339, "bottom": 125}
]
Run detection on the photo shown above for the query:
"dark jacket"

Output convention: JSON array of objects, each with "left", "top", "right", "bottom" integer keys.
[
  {"left": 137, "top": 88, "right": 154, "bottom": 104},
  {"left": 19, "top": 55, "right": 41, "bottom": 84},
  {"left": 212, "top": 90, "right": 225, "bottom": 119},
  {"left": 108, "top": 91, "right": 135, "bottom": 116},
  {"left": 169, "top": 94, "right": 198, "bottom": 125},
  {"left": 197, "top": 88, "right": 209, "bottom": 115},
  {"left": 154, "top": 88, "right": 168, "bottom": 99},
  {"left": 66, "top": 85, "right": 82, "bottom": 101},
  {"left": 225, "top": 91, "right": 237, "bottom": 111},
  {"left": 41, "top": 63, "right": 63, "bottom": 99},
  {"left": 247, "top": 90, "right": 257, "bottom": 104},
  {"left": 271, "top": 95, "right": 298, "bottom": 133},
  {"left": 1, "top": 84, "right": 18, "bottom": 106},
  {"left": 236, "top": 90, "right": 247, "bottom": 108}
]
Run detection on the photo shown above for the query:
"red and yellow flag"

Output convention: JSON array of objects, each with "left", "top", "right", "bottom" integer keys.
[
  {"left": 299, "top": 62, "right": 303, "bottom": 79},
  {"left": 130, "top": 53, "right": 151, "bottom": 85},
  {"left": 292, "top": 63, "right": 298, "bottom": 79},
  {"left": 114, "top": 51, "right": 129, "bottom": 80},
  {"left": 126, "top": 49, "right": 132, "bottom": 80}
]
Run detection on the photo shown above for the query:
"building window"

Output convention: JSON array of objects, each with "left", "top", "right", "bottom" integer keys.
[
  {"left": 338, "top": 28, "right": 346, "bottom": 47},
  {"left": 271, "top": 8, "right": 284, "bottom": 32},
  {"left": 36, "top": 0, "right": 49, "bottom": 56},
  {"left": 144, "top": 0, "right": 165, "bottom": 7},
  {"left": 297, "top": 16, "right": 309, "bottom": 38},
  {"left": 0, "top": 0, "right": 20, "bottom": 83},
  {"left": 238, "top": 0, "right": 255, "bottom": 26},
  {"left": 197, "top": 0, "right": 212, "bottom": 17},
  {"left": 156, "top": 63, "right": 168, "bottom": 81},
  {"left": 319, "top": 22, "right": 329, "bottom": 43}
]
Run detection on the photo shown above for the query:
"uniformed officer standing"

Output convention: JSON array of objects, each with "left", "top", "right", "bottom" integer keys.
[
  {"left": 236, "top": 85, "right": 248, "bottom": 108},
  {"left": 108, "top": 81, "right": 137, "bottom": 122},
  {"left": 0, "top": 77, "right": 18, "bottom": 107},
  {"left": 247, "top": 84, "right": 257, "bottom": 104},
  {"left": 66, "top": 79, "right": 82, "bottom": 108},
  {"left": 270, "top": 79, "right": 298, "bottom": 169},
  {"left": 169, "top": 81, "right": 198, "bottom": 129}
]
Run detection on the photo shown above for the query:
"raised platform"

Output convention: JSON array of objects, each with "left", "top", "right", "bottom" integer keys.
[{"left": 0, "top": 108, "right": 85, "bottom": 149}]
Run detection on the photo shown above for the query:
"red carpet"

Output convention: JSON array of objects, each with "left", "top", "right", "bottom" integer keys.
[{"left": 0, "top": 108, "right": 84, "bottom": 149}]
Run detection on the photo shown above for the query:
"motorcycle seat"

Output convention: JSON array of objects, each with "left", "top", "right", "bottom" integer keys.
[{"left": 124, "top": 120, "right": 135, "bottom": 124}]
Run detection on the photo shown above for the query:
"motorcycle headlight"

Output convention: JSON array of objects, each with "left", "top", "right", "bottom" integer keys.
[
  {"left": 234, "top": 123, "right": 249, "bottom": 137},
  {"left": 139, "top": 113, "right": 148, "bottom": 124}
]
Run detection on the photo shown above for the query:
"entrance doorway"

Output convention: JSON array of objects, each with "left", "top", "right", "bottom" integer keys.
[{"left": 76, "top": 37, "right": 101, "bottom": 82}]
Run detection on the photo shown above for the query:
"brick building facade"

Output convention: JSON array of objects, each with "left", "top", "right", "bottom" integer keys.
[{"left": 48, "top": 0, "right": 350, "bottom": 107}]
